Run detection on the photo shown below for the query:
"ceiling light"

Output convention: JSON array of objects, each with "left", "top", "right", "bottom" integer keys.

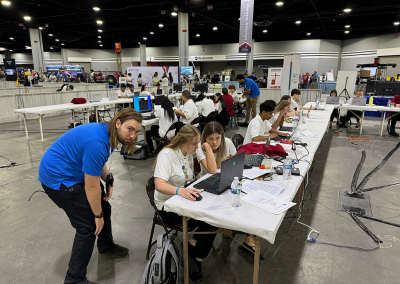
[
  {"left": 98, "top": 36, "right": 101, "bottom": 38},
  {"left": 96, "top": 20, "right": 103, "bottom": 24},
  {"left": 61, "top": 43, "right": 65, "bottom": 45},
  {"left": 263, "top": 30, "right": 267, "bottom": 33},
  {"left": 143, "top": 37, "right": 147, "bottom": 40},
  {"left": 343, "top": 8, "right": 351, "bottom": 12},
  {"left": 345, "top": 30, "right": 350, "bottom": 34},
  {"left": 55, "top": 39, "right": 59, "bottom": 41},
  {"left": 50, "top": 47, "right": 53, "bottom": 49},
  {"left": 9, "top": 37, "right": 14, "bottom": 40},
  {"left": 9, "top": 50, "right": 12, "bottom": 52},
  {"left": 99, "top": 44, "right": 103, "bottom": 47},
  {"left": 238, "top": 18, "right": 241, "bottom": 21},
  {"left": 171, "top": 12, "right": 177, "bottom": 16},
  {"left": 307, "top": 33, "right": 311, "bottom": 36},
  {"left": 98, "top": 40, "right": 101, "bottom": 43},
  {"left": 150, "top": 32, "right": 154, "bottom": 35},
  {"left": 345, "top": 25, "right": 350, "bottom": 28},
  {"left": 159, "top": 24, "right": 164, "bottom": 27},
  {"left": 23, "top": 16, "right": 31, "bottom": 21},
  {"left": 39, "top": 27, "right": 43, "bottom": 30},
  {"left": 196, "top": 34, "right": 200, "bottom": 37},
  {"left": 1, "top": 1, "right": 11, "bottom": 6},
  {"left": 213, "top": 27, "right": 218, "bottom": 30},
  {"left": 98, "top": 29, "right": 102, "bottom": 32},
  {"left": 48, "top": 34, "right": 53, "bottom": 36},
  {"left": 276, "top": 2, "right": 284, "bottom": 6},
  {"left": 93, "top": 7, "right": 100, "bottom": 11},
  {"left": 295, "top": 21, "right": 301, "bottom": 24},
  {"left": 394, "top": 22, "right": 400, "bottom": 26}
]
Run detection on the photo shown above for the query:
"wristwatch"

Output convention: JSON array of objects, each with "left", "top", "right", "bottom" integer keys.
[{"left": 94, "top": 212, "right": 104, "bottom": 218}]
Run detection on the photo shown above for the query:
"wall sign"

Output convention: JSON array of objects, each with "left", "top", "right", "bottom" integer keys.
[
  {"left": 267, "top": 68, "right": 283, "bottom": 89},
  {"left": 238, "top": 0, "right": 254, "bottom": 53}
]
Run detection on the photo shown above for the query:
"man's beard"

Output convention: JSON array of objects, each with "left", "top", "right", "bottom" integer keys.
[{"left": 116, "top": 130, "right": 132, "bottom": 145}]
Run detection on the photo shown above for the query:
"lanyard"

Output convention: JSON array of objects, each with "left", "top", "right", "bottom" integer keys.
[{"left": 178, "top": 149, "right": 194, "bottom": 186}]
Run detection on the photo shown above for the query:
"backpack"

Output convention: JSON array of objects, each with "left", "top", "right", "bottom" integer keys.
[
  {"left": 141, "top": 234, "right": 181, "bottom": 284},
  {"left": 121, "top": 143, "right": 151, "bottom": 160},
  {"left": 89, "top": 111, "right": 102, "bottom": 123}
]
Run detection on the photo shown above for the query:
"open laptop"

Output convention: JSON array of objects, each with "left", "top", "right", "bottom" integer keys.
[
  {"left": 326, "top": 96, "right": 339, "bottom": 104},
  {"left": 244, "top": 139, "right": 270, "bottom": 166},
  {"left": 157, "top": 89, "right": 163, "bottom": 95},
  {"left": 134, "top": 91, "right": 140, "bottom": 96},
  {"left": 314, "top": 103, "right": 326, "bottom": 110},
  {"left": 110, "top": 93, "right": 119, "bottom": 101},
  {"left": 193, "top": 151, "right": 245, "bottom": 195},
  {"left": 91, "top": 94, "right": 102, "bottom": 102},
  {"left": 352, "top": 97, "right": 367, "bottom": 106},
  {"left": 133, "top": 95, "right": 152, "bottom": 113}
]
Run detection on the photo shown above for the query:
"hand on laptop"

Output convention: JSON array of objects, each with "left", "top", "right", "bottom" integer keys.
[
  {"left": 278, "top": 132, "right": 289, "bottom": 137},
  {"left": 179, "top": 187, "right": 201, "bottom": 201},
  {"left": 270, "top": 133, "right": 278, "bottom": 139}
]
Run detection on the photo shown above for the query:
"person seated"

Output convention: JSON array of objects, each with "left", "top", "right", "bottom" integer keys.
[
  {"left": 343, "top": 89, "right": 364, "bottom": 128},
  {"left": 196, "top": 121, "right": 237, "bottom": 178},
  {"left": 290, "top": 89, "right": 316, "bottom": 111},
  {"left": 174, "top": 90, "right": 199, "bottom": 133},
  {"left": 388, "top": 95, "right": 400, "bottom": 137},
  {"left": 222, "top": 87, "right": 235, "bottom": 117},
  {"left": 279, "top": 95, "right": 297, "bottom": 117},
  {"left": 67, "top": 85, "right": 76, "bottom": 91},
  {"left": 190, "top": 83, "right": 195, "bottom": 92},
  {"left": 197, "top": 94, "right": 215, "bottom": 118},
  {"left": 153, "top": 125, "right": 218, "bottom": 281},
  {"left": 328, "top": 89, "right": 340, "bottom": 128},
  {"left": 228, "top": 84, "right": 239, "bottom": 103},
  {"left": 125, "top": 84, "right": 135, "bottom": 97},
  {"left": 117, "top": 84, "right": 128, "bottom": 98},
  {"left": 271, "top": 100, "right": 291, "bottom": 129},
  {"left": 214, "top": 93, "right": 225, "bottom": 114},
  {"left": 243, "top": 100, "right": 290, "bottom": 144},
  {"left": 146, "top": 99, "right": 178, "bottom": 153},
  {"left": 140, "top": 85, "right": 151, "bottom": 96}
]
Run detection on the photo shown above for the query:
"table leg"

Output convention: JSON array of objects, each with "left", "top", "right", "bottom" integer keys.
[
  {"left": 39, "top": 114, "right": 44, "bottom": 142},
  {"left": 143, "top": 125, "right": 147, "bottom": 145},
  {"left": 296, "top": 181, "right": 304, "bottom": 217},
  {"left": 253, "top": 236, "right": 260, "bottom": 284},
  {"left": 379, "top": 111, "right": 386, "bottom": 136},
  {"left": 359, "top": 111, "right": 365, "bottom": 135},
  {"left": 73, "top": 110, "right": 76, "bottom": 127},
  {"left": 23, "top": 114, "right": 29, "bottom": 140},
  {"left": 183, "top": 216, "right": 189, "bottom": 284},
  {"left": 95, "top": 107, "right": 99, "bottom": 123}
]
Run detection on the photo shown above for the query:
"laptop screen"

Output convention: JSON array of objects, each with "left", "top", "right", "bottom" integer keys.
[{"left": 133, "top": 96, "right": 151, "bottom": 112}]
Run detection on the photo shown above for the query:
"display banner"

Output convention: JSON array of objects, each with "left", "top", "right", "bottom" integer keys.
[
  {"left": 238, "top": 0, "right": 254, "bottom": 53},
  {"left": 289, "top": 54, "right": 301, "bottom": 91},
  {"left": 3, "top": 58, "right": 16, "bottom": 69},
  {"left": 326, "top": 70, "right": 334, "bottom": 81},
  {"left": 126, "top": 66, "right": 179, "bottom": 87},
  {"left": 267, "top": 68, "right": 283, "bottom": 89}
]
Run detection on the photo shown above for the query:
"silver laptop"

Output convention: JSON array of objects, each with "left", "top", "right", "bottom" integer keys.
[
  {"left": 110, "top": 93, "right": 119, "bottom": 101},
  {"left": 314, "top": 103, "right": 326, "bottom": 110},
  {"left": 326, "top": 96, "right": 339, "bottom": 104},
  {"left": 352, "top": 97, "right": 367, "bottom": 106},
  {"left": 91, "top": 94, "right": 102, "bottom": 102}
]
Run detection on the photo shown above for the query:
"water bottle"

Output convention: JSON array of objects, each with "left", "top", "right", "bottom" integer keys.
[
  {"left": 283, "top": 158, "right": 293, "bottom": 180},
  {"left": 177, "top": 100, "right": 181, "bottom": 109},
  {"left": 231, "top": 118, "right": 235, "bottom": 127},
  {"left": 316, "top": 98, "right": 320, "bottom": 108},
  {"left": 230, "top": 177, "right": 242, "bottom": 207},
  {"left": 301, "top": 110, "right": 306, "bottom": 124},
  {"left": 86, "top": 96, "right": 89, "bottom": 103},
  {"left": 292, "top": 117, "right": 299, "bottom": 132},
  {"left": 387, "top": 100, "right": 391, "bottom": 107}
]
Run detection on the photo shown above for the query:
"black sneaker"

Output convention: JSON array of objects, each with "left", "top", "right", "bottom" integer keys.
[
  {"left": 389, "top": 131, "right": 400, "bottom": 137},
  {"left": 77, "top": 280, "right": 99, "bottom": 284},
  {"left": 99, "top": 243, "right": 129, "bottom": 257}
]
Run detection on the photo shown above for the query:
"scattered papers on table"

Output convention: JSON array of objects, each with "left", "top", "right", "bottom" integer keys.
[
  {"left": 297, "top": 130, "right": 321, "bottom": 138},
  {"left": 308, "top": 116, "right": 324, "bottom": 119},
  {"left": 241, "top": 180, "right": 285, "bottom": 196},
  {"left": 241, "top": 190, "right": 296, "bottom": 214},
  {"left": 307, "top": 119, "right": 325, "bottom": 123},
  {"left": 242, "top": 167, "right": 271, "bottom": 179}
]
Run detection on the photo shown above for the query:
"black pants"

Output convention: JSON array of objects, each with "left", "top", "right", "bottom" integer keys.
[
  {"left": 145, "top": 125, "right": 161, "bottom": 152},
  {"left": 389, "top": 113, "right": 400, "bottom": 131},
  {"left": 158, "top": 210, "right": 217, "bottom": 259},
  {"left": 330, "top": 109, "right": 339, "bottom": 122},
  {"left": 42, "top": 182, "right": 113, "bottom": 284},
  {"left": 346, "top": 110, "right": 362, "bottom": 123}
]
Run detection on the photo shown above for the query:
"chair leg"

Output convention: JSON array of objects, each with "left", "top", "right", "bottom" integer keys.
[
  {"left": 146, "top": 217, "right": 157, "bottom": 260},
  {"left": 211, "top": 245, "right": 216, "bottom": 251}
]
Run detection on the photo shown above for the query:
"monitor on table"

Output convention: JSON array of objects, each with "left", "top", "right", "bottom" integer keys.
[
  {"left": 180, "top": 66, "right": 194, "bottom": 76},
  {"left": 157, "top": 89, "right": 163, "bottom": 95},
  {"left": 133, "top": 96, "right": 151, "bottom": 112}
]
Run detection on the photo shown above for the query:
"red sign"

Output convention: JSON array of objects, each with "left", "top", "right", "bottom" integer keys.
[
  {"left": 34, "top": 41, "right": 38, "bottom": 43},
  {"left": 183, "top": 30, "right": 187, "bottom": 32},
  {"left": 115, "top": 42, "right": 122, "bottom": 53}
]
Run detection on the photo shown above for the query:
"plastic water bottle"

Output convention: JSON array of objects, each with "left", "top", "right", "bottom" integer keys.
[
  {"left": 231, "top": 118, "right": 235, "bottom": 127},
  {"left": 86, "top": 96, "right": 89, "bottom": 103},
  {"left": 292, "top": 117, "right": 299, "bottom": 131},
  {"left": 231, "top": 177, "right": 242, "bottom": 207},
  {"left": 301, "top": 110, "right": 306, "bottom": 124},
  {"left": 316, "top": 98, "right": 320, "bottom": 108},
  {"left": 387, "top": 100, "right": 391, "bottom": 107},
  {"left": 177, "top": 100, "right": 181, "bottom": 109},
  {"left": 283, "top": 158, "right": 293, "bottom": 180}
]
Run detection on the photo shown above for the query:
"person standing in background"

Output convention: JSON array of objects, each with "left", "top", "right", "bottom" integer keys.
[
  {"left": 236, "top": 74, "right": 260, "bottom": 125},
  {"left": 169, "top": 72, "right": 173, "bottom": 84},
  {"left": 62, "top": 70, "right": 69, "bottom": 82},
  {"left": 152, "top": 72, "right": 159, "bottom": 86},
  {"left": 137, "top": 73, "right": 143, "bottom": 87},
  {"left": 162, "top": 74, "right": 169, "bottom": 86}
]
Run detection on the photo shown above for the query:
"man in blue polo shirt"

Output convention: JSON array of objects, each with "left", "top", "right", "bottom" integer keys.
[
  {"left": 56, "top": 70, "right": 63, "bottom": 82},
  {"left": 62, "top": 70, "right": 69, "bottom": 82},
  {"left": 38, "top": 108, "right": 142, "bottom": 284},
  {"left": 236, "top": 73, "right": 260, "bottom": 124}
]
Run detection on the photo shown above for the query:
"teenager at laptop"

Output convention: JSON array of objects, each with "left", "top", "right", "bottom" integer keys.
[
  {"left": 146, "top": 99, "right": 178, "bottom": 153},
  {"left": 290, "top": 89, "right": 316, "bottom": 111},
  {"left": 153, "top": 125, "right": 218, "bottom": 282},
  {"left": 343, "top": 89, "right": 364, "bottom": 128},
  {"left": 117, "top": 84, "right": 128, "bottom": 98},
  {"left": 195, "top": 122, "right": 236, "bottom": 178},
  {"left": 124, "top": 84, "right": 135, "bottom": 97},
  {"left": 271, "top": 100, "right": 291, "bottom": 128},
  {"left": 329, "top": 89, "right": 340, "bottom": 129},
  {"left": 214, "top": 93, "right": 225, "bottom": 114},
  {"left": 228, "top": 84, "right": 240, "bottom": 103},
  {"left": 174, "top": 90, "right": 199, "bottom": 133},
  {"left": 222, "top": 88, "right": 235, "bottom": 116},
  {"left": 243, "top": 101, "right": 289, "bottom": 145},
  {"left": 279, "top": 95, "right": 297, "bottom": 117},
  {"left": 140, "top": 85, "right": 151, "bottom": 96}
]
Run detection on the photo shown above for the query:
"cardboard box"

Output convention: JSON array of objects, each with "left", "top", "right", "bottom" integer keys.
[{"left": 360, "top": 70, "right": 371, "bottom": 78}]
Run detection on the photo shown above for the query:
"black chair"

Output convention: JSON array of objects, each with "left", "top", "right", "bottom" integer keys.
[
  {"left": 199, "top": 110, "right": 218, "bottom": 132},
  {"left": 153, "top": 122, "right": 177, "bottom": 154},
  {"left": 191, "top": 116, "right": 201, "bottom": 125}
]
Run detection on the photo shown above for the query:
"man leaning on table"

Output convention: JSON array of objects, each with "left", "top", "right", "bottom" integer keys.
[{"left": 236, "top": 73, "right": 260, "bottom": 126}]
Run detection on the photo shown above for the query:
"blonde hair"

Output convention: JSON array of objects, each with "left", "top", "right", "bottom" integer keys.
[
  {"left": 274, "top": 100, "right": 290, "bottom": 114},
  {"left": 103, "top": 108, "right": 143, "bottom": 154},
  {"left": 152, "top": 125, "right": 200, "bottom": 171},
  {"left": 201, "top": 122, "right": 227, "bottom": 164},
  {"left": 355, "top": 89, "right": 363, "bottom": 95}
]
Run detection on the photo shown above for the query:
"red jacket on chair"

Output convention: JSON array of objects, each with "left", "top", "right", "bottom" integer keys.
[{"left": 223, "top": 94, "right": 235, "bottom": 116}]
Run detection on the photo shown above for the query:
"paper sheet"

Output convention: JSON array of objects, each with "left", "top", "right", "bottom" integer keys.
[
  {"left": 308, "top": 116, "right": 324, "bottom": 119},
  {"left": 242, "top": 167, "right": 271, "bottom": 179},
  {"left": 241, "top": 180, "right": 285, "bottom": 196},
  {"left": 241, "top": 190, "right": 296, "bottom": 215},
  {"left": 307, "top": 119, "right": 325, "bottom": 123},
  {"left": 297, "top": 130, "right": 321, "bottom": 138}
]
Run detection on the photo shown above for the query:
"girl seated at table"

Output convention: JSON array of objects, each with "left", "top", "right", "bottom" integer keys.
[
  {"left": 279, "top": 95, "right": 297, "bottom": 117},
  {"left": 214, "top": 93, "right": 225, "bottom": 114},
  {"left": 196, "top": 121, "right": 237, "bottom": 178},
  {"left": 329, "top": 89, "right": 340, "bottom": 128},
  {"left": 153, "top": 125, "right": 218, "bottom": 281},
  {"left": 146, "top": 98, "right": 178, "bottom": 153},
  {"left": 343, "top": 89, "right": 364, "bottom": 128},
  {"left": 140, "top": 85, "right": 156, "bottom": 96},
  {"left": 271, "top": 100, "right": 291, "bottom": 128}
]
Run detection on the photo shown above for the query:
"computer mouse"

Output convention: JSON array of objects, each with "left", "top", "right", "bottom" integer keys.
[
  {"left": 244, "top": 164, "right": 252, "bottom": 169},
  {"left": 191, "top": 193, "right": 203, "bottom": 201}
]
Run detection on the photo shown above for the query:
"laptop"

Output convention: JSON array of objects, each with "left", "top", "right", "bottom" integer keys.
[
  {"left": 157, "top": 89, "right": 163, "bottom": 95},
  {"left": 110, "top": 93, "right": 119, "bottom": 101},
  {"left": 314, "top": 103, "right": 326, "bottom": 110},
  {"left": 91, "top": 94, "right": 102, "bottom": 102},
  {"left": 326, "top": 96, "right": 339, "bottom": 104},
  {"left": 244, "top": 139, "right": 269, "bottom": 166},
  {"left": 133, "top": 96, "right": 152, "bottom": 113},
  {"left": 279, "top": 126, "right": 293, "bottom": 132},
  {"left": 352, "top": 97, "right": 367, "bottom": 106},
  {"left": 193, "top": 151, "right": 246, "bottom": 195},
  {"left": 155, "top": 95, "right": 167, "bottom": 105},
  {"left": 134, "top": 91, "right": 140, "bottom": 97}
]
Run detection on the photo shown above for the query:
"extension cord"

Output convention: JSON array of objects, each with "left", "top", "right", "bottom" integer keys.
[{"left": 294, "top": 142, "right": 308, "bottom": 147}]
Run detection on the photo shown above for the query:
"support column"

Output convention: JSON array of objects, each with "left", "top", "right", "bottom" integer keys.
[
  {"left": 29, "top": 28, "right": 46, "bottom": 72},
  {"left": 139, "top": 44, "right": 147, "bottom": 67},
  {"left": 178, "top": 12, "right": 189, "bottom": 67},
  {"left": 247, "top": 39, "right": 255, "bottom": 74},
  {"left": 61, "top": 48, "right": 68, "bottom": 66}
]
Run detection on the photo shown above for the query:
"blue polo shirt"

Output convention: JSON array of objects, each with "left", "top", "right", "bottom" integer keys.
[
  {"left": 312, "top": 74, "right": 318, "bottom": 82},
  {"left": 38, "top": 123, "right": 111, "bottom": 190},
  {"left": 56, "top": 73, "right": 63, "bottom": 81},
  {"left": 62, "top": 72, "right": 68, "bottom": 81},
  {"left": 244, "top": 78, "right": 260, "bottom": 98}
]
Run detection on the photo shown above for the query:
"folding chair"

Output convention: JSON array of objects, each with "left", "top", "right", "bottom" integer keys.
[{"left": 153, "top": 122, "right": 177, "bottom": 154}]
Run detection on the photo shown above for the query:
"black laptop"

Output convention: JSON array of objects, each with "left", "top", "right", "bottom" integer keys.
[
  {"left": 193, "top": 151, "right": 246, "bottom": 195},
  {"left": 134, "top": 91, "right": 140, "bottom": 96},
  {"left": 157, "top": 89, "right": 163, "bottom": 95}
]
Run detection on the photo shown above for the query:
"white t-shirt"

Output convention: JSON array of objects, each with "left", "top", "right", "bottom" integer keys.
[
  {"left": 126, "top": 89, "right": 135, "bottom": 96},
  {"left": 181, "top": 99, "right": 199, "bottom": 126},
  {"left": 162, "top": 77, "right": 169, "bottom": 86},
  {"left": 50, "top": 75, "right": 57, "bottom": 82},
  {"left": 196, "top": 138, "right": 237, "bottom": 178},
  {"left": 154, "top": 108, "right": 178, "bottom": 138},
  {"left": 290, "top": 99, "right": 299, "bottom": 110},
  {"left": 231, "top": 92, "right": 239, "bottom": 103},
  {"left": 244, "top": 114, "right": 272, "bottom": 145},
  {"left": 141, "top": 91, "right": 151, "bottom": 96},
  {"left": 215, "top": 101, "right": 223, "bottom": 114},
  {"left": 137, "top": 77, "right": 142, "bottom": 84},
  {"left": 127, "top": 76, "right": 133, "bottom": 83},
  {"left": 197, "top": 98, "right": 215, "bottom": 117},
  {"left": 117, "top": 90, "right": 128, "bottom": 96},
  {"left": 269, "top": 112, "right": 280, "bottom": 125},
  {"left": 154, "top": 148, "right": 195, "bottom": 210}
]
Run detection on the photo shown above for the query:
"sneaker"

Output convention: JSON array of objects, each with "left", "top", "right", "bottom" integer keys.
[
  {"left": 389, "top": 131, "right": 399, "bottom": 137},
  {"left": 99, "top": 243, "right": 129, "bottom": 257},
  {"left": 77, "top": 280, "right": 99, "bottom": 284}
]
